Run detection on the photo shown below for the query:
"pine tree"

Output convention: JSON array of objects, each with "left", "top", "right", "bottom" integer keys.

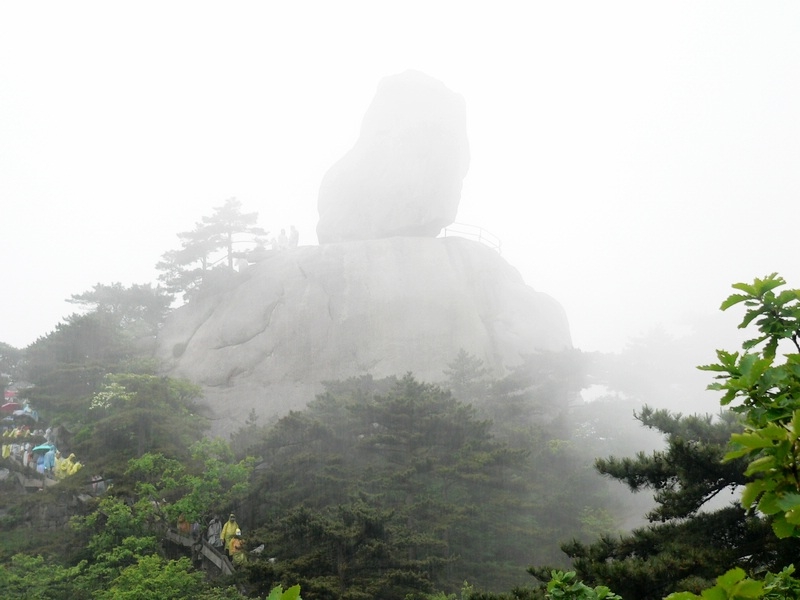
[
  {"left": 156, "top": 197, "right": 267, "bottom": 299},
  {"left": 529, "top": 408, "right": 800, "bottom": 599},
  {"left": 240, "top": 375, "right": 541, "bottom": 597}
]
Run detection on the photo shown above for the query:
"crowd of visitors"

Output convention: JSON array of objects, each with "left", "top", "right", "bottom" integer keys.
[
  {"left": 0, "top": 401, "right": 84, "bottom": 482},
  {"left": 178, "top": 512, "right": 252, "bottom": 568}
]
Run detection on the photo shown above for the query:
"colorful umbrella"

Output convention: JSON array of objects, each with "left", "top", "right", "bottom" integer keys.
[
  {"left": 32, "top": 443, "right": 54, "bottom": 453},
  {"left": 1, "top": 402, "right": 22, "bottom": 412}
]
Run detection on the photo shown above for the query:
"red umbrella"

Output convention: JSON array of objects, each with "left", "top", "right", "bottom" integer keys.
[{"left": 1, "top": 402, "right": 22, "bottom": 412}]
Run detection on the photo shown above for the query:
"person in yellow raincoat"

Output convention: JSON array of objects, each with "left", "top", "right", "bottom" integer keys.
[
  {"left": 221, "top": 514, "right": 240, "bottom": 556},
  {"left": 68, "top": 454, "right": 82, "bottom": 475},
  {"left": 55, "top": 452, "right": 70, "bottom": 479},
  {"left": 56, "top": 453, "right": 81, "bottom": 478},
  {"left": 230, "top": 530, "right": 246, "bottom": 565}
]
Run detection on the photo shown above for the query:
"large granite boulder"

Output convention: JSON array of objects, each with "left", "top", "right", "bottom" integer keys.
[
  {"left": 316, "top": 71, "right": 470, "bottom": 243},
  {"left": 156, "top": 237, "right": 571, "bottom": 437}
]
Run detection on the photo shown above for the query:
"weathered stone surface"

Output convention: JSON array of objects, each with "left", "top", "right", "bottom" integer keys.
[
  {"left": 156, "top": 237, "right": 571, "bottom": 437},
  {"left": 316, "top": 70, "right": 470, "bottom": 243}
]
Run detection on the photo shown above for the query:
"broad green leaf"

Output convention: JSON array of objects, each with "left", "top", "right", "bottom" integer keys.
[
  {"left": 784, "top": 507, "right": 800, "bottom": 525},
  {"left": 720, "top": 293, "right": 752, "bottom": 311},
  {"left": 744, "top": 455, "right": 777, "bottom": 476},
  {"left": 756, "top": 423, "right": 787, "bottom": 441},
  {"left": 776, "top": 288, "right": 800, "bottom": 304},
  {"left": 730, "top": 282, "right": 758, "bottom": 297},
  {"left": 729, "top": 431, "right": 776, "bottom": 449},
  {"left": 742, "top": 335, "right": 768, "bottom": 350},
  {"left": 731, "top": 578, "right": 763, "bottom": 598},
  {"left": 698, "top": 363, "right": 734, "bottom": 373},
  {"left": 771, "top": 514, "right": 796, "bottom": 538},
  {"left": 716, "top": 567, "right": 746, "bottom": 588},
  {"left": 759, "top": 491, "right": 782, "bottom": 514},
  {"left": 282, "top": 584, "right": 302, "bottom": 600},
  {"left": 740, "top": 308, "right": 767, "bottom": 329},
  {"left": 776, "top": 492, "right": 800, "bottom": 512},
  {"left": 723, "top": 446, "right": 752, "bottom": 460},
  {"left": 764, "top": 337, "right": 779, "bottom": 360},
  {"left": 741, "top": 480, "right": 768, "bottom": 508},
  {"left": 699, "top": 588, "right": 726, "bottom": 600},
  {"left": 737, "top": 354, "right": 773, "bottom": 387}
]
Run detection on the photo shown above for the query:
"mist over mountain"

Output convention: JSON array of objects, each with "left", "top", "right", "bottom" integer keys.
[{"left": 156, "top": 71, "right": 572, "bottom": 436}]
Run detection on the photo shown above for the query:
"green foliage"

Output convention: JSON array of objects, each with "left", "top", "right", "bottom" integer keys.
[
  {"left": 664, "top": 565, "right": 800, "bottom": 599},
  {"left": 545, "top": 571, "right": 621, "bottom": 600},
  {"left": 239, "top": 369, "right": 615, "bottom": 598},
  {"left": 699, "top": 274, "right": 800, "bottom": 538},
  {"left": 531, "top": 407, "right": 800, "bottom": 599},
  {"left": 267, "top": 584, "right": 303, "bottom": 600},
  {"left": 67, "top": 282, "right": 173, "bottom": 343},
  {"left": 596, "top": 407, "right": 746, "bottom": 521},
  {"left": 77, "top": 535, "right": 160, "bottom": 592},
  {"left": 44, "top": 443, "right": 252, "bottom": 597},
  {"left": 124, "top": 439, "right": 254, "bottom": 525},
  {"left": 22, "top": 311, "right": 132, "bottom": 418},
  {"left": 0, "top": 553, "right": 83, "bottom": 599},
  {"left": 442, "top": 349, "right": 492, "bottom": 405},
  {"left": 445, "top": 351, "right": 618, "bottom": 545},
  {"left": 71, "top": 496, "right": 151, "bottom": 558},
  {"left": 94, "top": 554, "right": 208, "bottom": 600},
  {"left": 0, "top": 340, "right": 23, "bottom": 382},
  {"left": 2, "top": 269, "right": 258, "bottom": 600},
  {"left": 535, "top": 274, "right": 800, "bottom": 600},
  {"left": 242, "top": 375, "right": 541, "bottom": 596},
  {"left": 80, "top": 372, "right": 207, "bottom": 468},
  {"left": 411, "top": 581, "right": 477, "bottom": 600}
]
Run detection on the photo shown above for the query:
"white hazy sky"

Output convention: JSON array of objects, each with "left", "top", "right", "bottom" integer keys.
[{"left": 1, "top": 2, "right": 799, "bottom": 354}]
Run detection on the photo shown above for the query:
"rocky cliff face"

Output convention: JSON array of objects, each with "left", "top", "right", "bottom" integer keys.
[
  {"left": 156, "top": 71, "right": 572, "bottom": 436},
  {"left": 156, "top": 237, "right": 571, "bottom": 436}
]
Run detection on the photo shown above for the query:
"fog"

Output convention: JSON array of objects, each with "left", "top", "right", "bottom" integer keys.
[{"left": 2, "top": 2, "right": 799, "bottom": 372}]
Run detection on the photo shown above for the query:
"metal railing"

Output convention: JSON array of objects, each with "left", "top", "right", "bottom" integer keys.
[
  {"left": 439, "top": 223, "right": 502, "bottom": 254},
  {"left": 165, "top": 529, "right": 235, "bottom": 575}
]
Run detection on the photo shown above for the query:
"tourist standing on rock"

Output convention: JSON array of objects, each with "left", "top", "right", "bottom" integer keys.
[
  {"left": 221, "top": 513, "right": 240, "bottom": 555},
  {"left": 289, "top": 225, "right": 299, "bottom": 248},
  {"left": 277, "top": 228, "right": 289, "bottom": 250},
  {"left": 207, "top": 516, "right": 222, "bottom": 548}
]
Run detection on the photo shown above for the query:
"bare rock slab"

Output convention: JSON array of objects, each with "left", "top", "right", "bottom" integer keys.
[
  {"left": 316, "top": 71, "right": 470, "bottom": 243},
  {"left": 156, "top": 238, "right": 571, "bottom": 437}
]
